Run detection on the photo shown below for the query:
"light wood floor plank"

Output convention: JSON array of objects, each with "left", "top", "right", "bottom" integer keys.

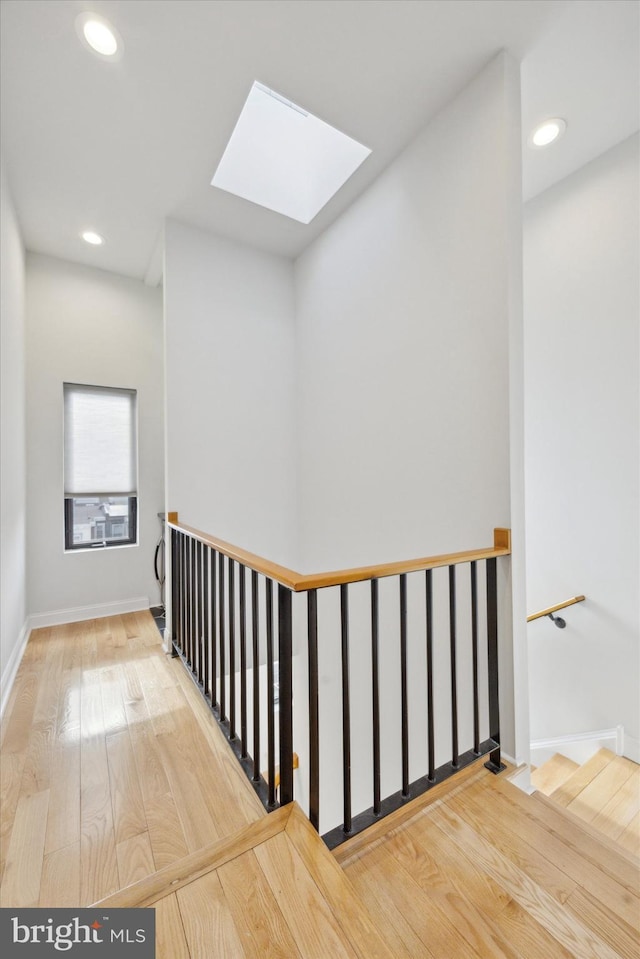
[
  {"left": 493, "top": 775, "right": 640, "bottom": 891},
  {"left": 124, "top": 698, "right": 172, "bottom": 800},
  {"left": 345, "top": 852, "right": 435, "bottom": 959},
  {"left": 101, "top": 665, "right": 128, "bottom": 736},
  {"left": 384, "top": 819, "right": 522, "bottom": 959},
  {"left": 44, "top": 741, "right": 81, "bottom": 854},
  {"left": 617, "top": 810, "right": 640, "bottom": 858},
  {"left": 106, "top": 729, "right": 148, "bottom": 843},
  {"left": 286, "top": 806, "right": 397, "bottom": 959},
  {"left": 467, "top": 778, "right": 640, "bottom": 930},
  {"left": 590, "top": 766, "right": 640, "bottom": 839},
  {"left": 347, "top": 839, "right": 482, "bottom": 959},
  {"left": 0, "top": 788, "right": 49, "bottom": 907},
  {"left": 532, "top": 753, "right": 580, "bottom": 795},
  {"left": 0, "top": 750, "right": 27, "bottom": 884},
  {"left": 116, "top": 832, "right": 156, "bottom": 889},
  {"left": 389, "top": 806, "right": 512, "bottom": 919},
  {"left": 565, "top": 886, "right": 640, "bottom": 959},
  {"left": 429, "top": 802, "right": 624, "bottom": 959},
  {"left": 1, "top": 665, "right": 39, "bottom": 754},
  {"left": 494, "top": 898, "right": 577, "bottom": 959},
  {"left": 550, "top": 748, "right": 615, "bottom": 806},
  {"left": 177, "top": 869, "right": 248, "bottom": 959},
  {"left": 39, "top": 842, "right": 81, "bottom": 907},
  {"left": 217, "top": 849, "right": 303, "bottom": 959},
  {"left": 144, "top": 792, "right": 190, "bottom": 870},
  {"left": 155, "top": 893, "right": 191, "bottom": 959},
  {"left": 154, "top": 729, "right": 220, "bottom": 852},
  {"left": 566, "top": 756, "right": 637, "bottom": 824},
  {"left": 254, "top": 831, "right": 359, "bottom": 959},
  {"left": 446, "top": 782, "right": 577, "bottom": 905}
]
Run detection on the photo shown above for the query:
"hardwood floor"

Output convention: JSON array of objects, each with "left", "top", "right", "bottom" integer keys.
[
  {"left": 2, "top": 612, "right": 639, "bottom": 958},
  {"left": 532, "top": 749, "right": 640, "bottom": 854},
  {"left": 95, "top": 804, "right": 395, "bottom": 959},
  {"left": 0, "top": 612, "right": 264, "bottom": 908},
  {"left": 338, "top": 769, "right": 640, "bottom": 959}
]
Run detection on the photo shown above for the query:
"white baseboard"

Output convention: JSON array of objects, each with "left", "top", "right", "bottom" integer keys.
[
  {"left": 530, "top": 725, "right": 623, "bottom": 767},
  {"left": 0, "top": 619, "right": 31, "bottom": 721},
  {"left": 28, "top": 596, "right": 150, "bottom": 630}
]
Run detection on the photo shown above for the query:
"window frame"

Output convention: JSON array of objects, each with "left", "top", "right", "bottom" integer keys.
[
  {"left": 63, "top": 382, "right": 139, "bottom": 552},
  {"left": 64, "top": 495, "right": 138, "bottom": 551}
]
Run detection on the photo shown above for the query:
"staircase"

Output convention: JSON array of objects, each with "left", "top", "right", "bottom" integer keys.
[
  {"left": 531, "top": 748, "right": 640, "bottom": 856},
  {"left": 3, "top": 613, "right": 638, "bottom": 958},
  {"left": 91, "top": 758, "right": 640, "bottom": 958}
]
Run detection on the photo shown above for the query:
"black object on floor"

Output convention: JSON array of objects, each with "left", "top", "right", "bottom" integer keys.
[{"left": 150, "top": 605, "right": 165, "bottom": 636}]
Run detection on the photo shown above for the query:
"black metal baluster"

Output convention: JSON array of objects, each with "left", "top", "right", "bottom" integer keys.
[
  {"left": 425, "top": 569, "right": 435, "bottom": 781},
  {"left": 196, "top": 540, "right": 203, "bottom": 685},
  {"left": 202, "top": 546, "right": 209, "bottom": 699},
  {"left": 219, "top": 553, "right": 226, "bottom": 721},
  {"left": 278, "top": 585, "right": 294, "bottom": 806},
  {"left": 266, "top": 579, "right": 276, "bottom": 808},
  {"left": 239, "top": 564, "right": 247, "bottom": 757},
  {"left": 308, "top": 589, "right": 319, "bottom": 829},
  {"left": 251, "top": 571, "right": 260, "bottom": 782},
  {"left": 449, "top": 565, "right": 459, "bottom": 767},
  {"left": 370, "top": 579, "right": 381, "bottom": 815},
  {"left": 341, "top": 584, "right": 352, "bottom": 833},
  {"left": 170, "top": 529, "right": 179, "bottom": 656},
  {"left": 400, "top": 573, "right": 409, "bottom": 797},
  {"left": 470, "top": 561, "right": 480, "bottom": 754},
  {"left": 229, "top": 559, "right": 236, "bottom": 739},
  {"left": 187, "top": 537, "right": 194, "bottom": 668},
  {"left": 210, "top": 549, "right": 218, "bottom": 707},
  {"left": 484, "top": 557, "right": 506, "bottom": 773},
  {"left": 181, "top": 534, "right": 187, "bottom": 659},
  {"left": 191, "top": 538, "right": 198, "bottom": 673}
]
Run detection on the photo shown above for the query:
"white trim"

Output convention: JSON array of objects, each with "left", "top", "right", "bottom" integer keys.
[
  {"left": 0, "top": 619, "right": 31, "bottom": 721},
  {"left": 500, "top": 750, "right": 518, "bottom": 767},
  {"left": 28, "top": 596, "right": 150, "bottom": 630},
  {"left": 623, "top": 733, "right": 640, "bottom": 764},
  {"left": 530, "top": 726, "right": 621, "bottom": 752}
]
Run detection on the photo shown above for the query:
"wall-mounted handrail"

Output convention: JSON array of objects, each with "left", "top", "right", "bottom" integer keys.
[
  {"left": 167, "top": 511, "right": 511, "bottom": 847},
  {"left": 167, "top": 513, "right": 511, "bottom": 591},
  {"left": 527, "top": 595, "right": 586, "bottom": 623}
]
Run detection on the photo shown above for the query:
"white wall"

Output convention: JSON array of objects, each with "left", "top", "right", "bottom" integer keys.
[
  {"left": 524, "top": 133, "right": 640, "bottom": 760},
  {"left": 164, "top": 220, "right": 297, "bottom": 567},
  {"left": 294, "top": 54, "right": 518, "bottom": 571},
  {"left": 26, "top": 254, "right": 165, "bottom": 620},
  {"left": 293, "top": 53, "right": 523, "bottom": 830},
  {"left": 0, "top": 159, "right": 27, "bottom": 708}
]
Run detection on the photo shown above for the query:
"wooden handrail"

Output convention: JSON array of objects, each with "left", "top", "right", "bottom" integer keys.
[
  {"left": 527, "top": 595, "right": 586, "bottom": 623},
  {"left": 167, "top": 514, "right": 511, "bottom": 592}
]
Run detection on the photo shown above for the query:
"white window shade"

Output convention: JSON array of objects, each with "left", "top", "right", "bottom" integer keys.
[{"left": 64, "top": 384, "right": 137, "bottom": 496}]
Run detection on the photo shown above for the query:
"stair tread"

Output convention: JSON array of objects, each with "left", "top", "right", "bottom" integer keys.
[
  {"left": 531, "top": 753, "right": 580, "bottom": 795},
  {"left": 531, "top": 788, "right": 640, "bottom": 872},
  {"left": 343, "top": 771, "right": 639, "bottom": 959},
  {"left": 549, "top": 747, "right": 615, "bottom": 806}
]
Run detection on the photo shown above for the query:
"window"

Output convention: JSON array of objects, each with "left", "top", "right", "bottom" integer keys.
[{"left": 64, "top": 383, "right": 137, "bottom": 550}]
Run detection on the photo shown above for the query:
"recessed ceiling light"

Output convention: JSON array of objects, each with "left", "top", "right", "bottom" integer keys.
[
  {"left": 211, "top": 81, "right": 371, "bottom": 224},
  {"left": 75, "top": 13, "right": 123, "bottom": 60},
  {"left": 529, "top": 118, "right": 567, "bottom": 148},
  {"left": 82, "top": 231, "right": 105, "bottom": 246}
]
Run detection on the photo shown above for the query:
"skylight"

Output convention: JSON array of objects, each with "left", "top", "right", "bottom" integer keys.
[{"left": 211, "top": 82, "right": 371, "bottom": 224}]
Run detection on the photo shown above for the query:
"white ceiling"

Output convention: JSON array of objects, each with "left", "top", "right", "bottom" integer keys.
[{"left": 1, "top": 0, "right": 637, "bottom": 282}]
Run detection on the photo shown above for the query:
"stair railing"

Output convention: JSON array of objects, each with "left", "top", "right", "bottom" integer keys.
[
  {"left": 527, "top": 595, "right": 586, "bottom": 629},
  {"left": 167, "top": 512, "right": 511, "bottom": 847}
]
